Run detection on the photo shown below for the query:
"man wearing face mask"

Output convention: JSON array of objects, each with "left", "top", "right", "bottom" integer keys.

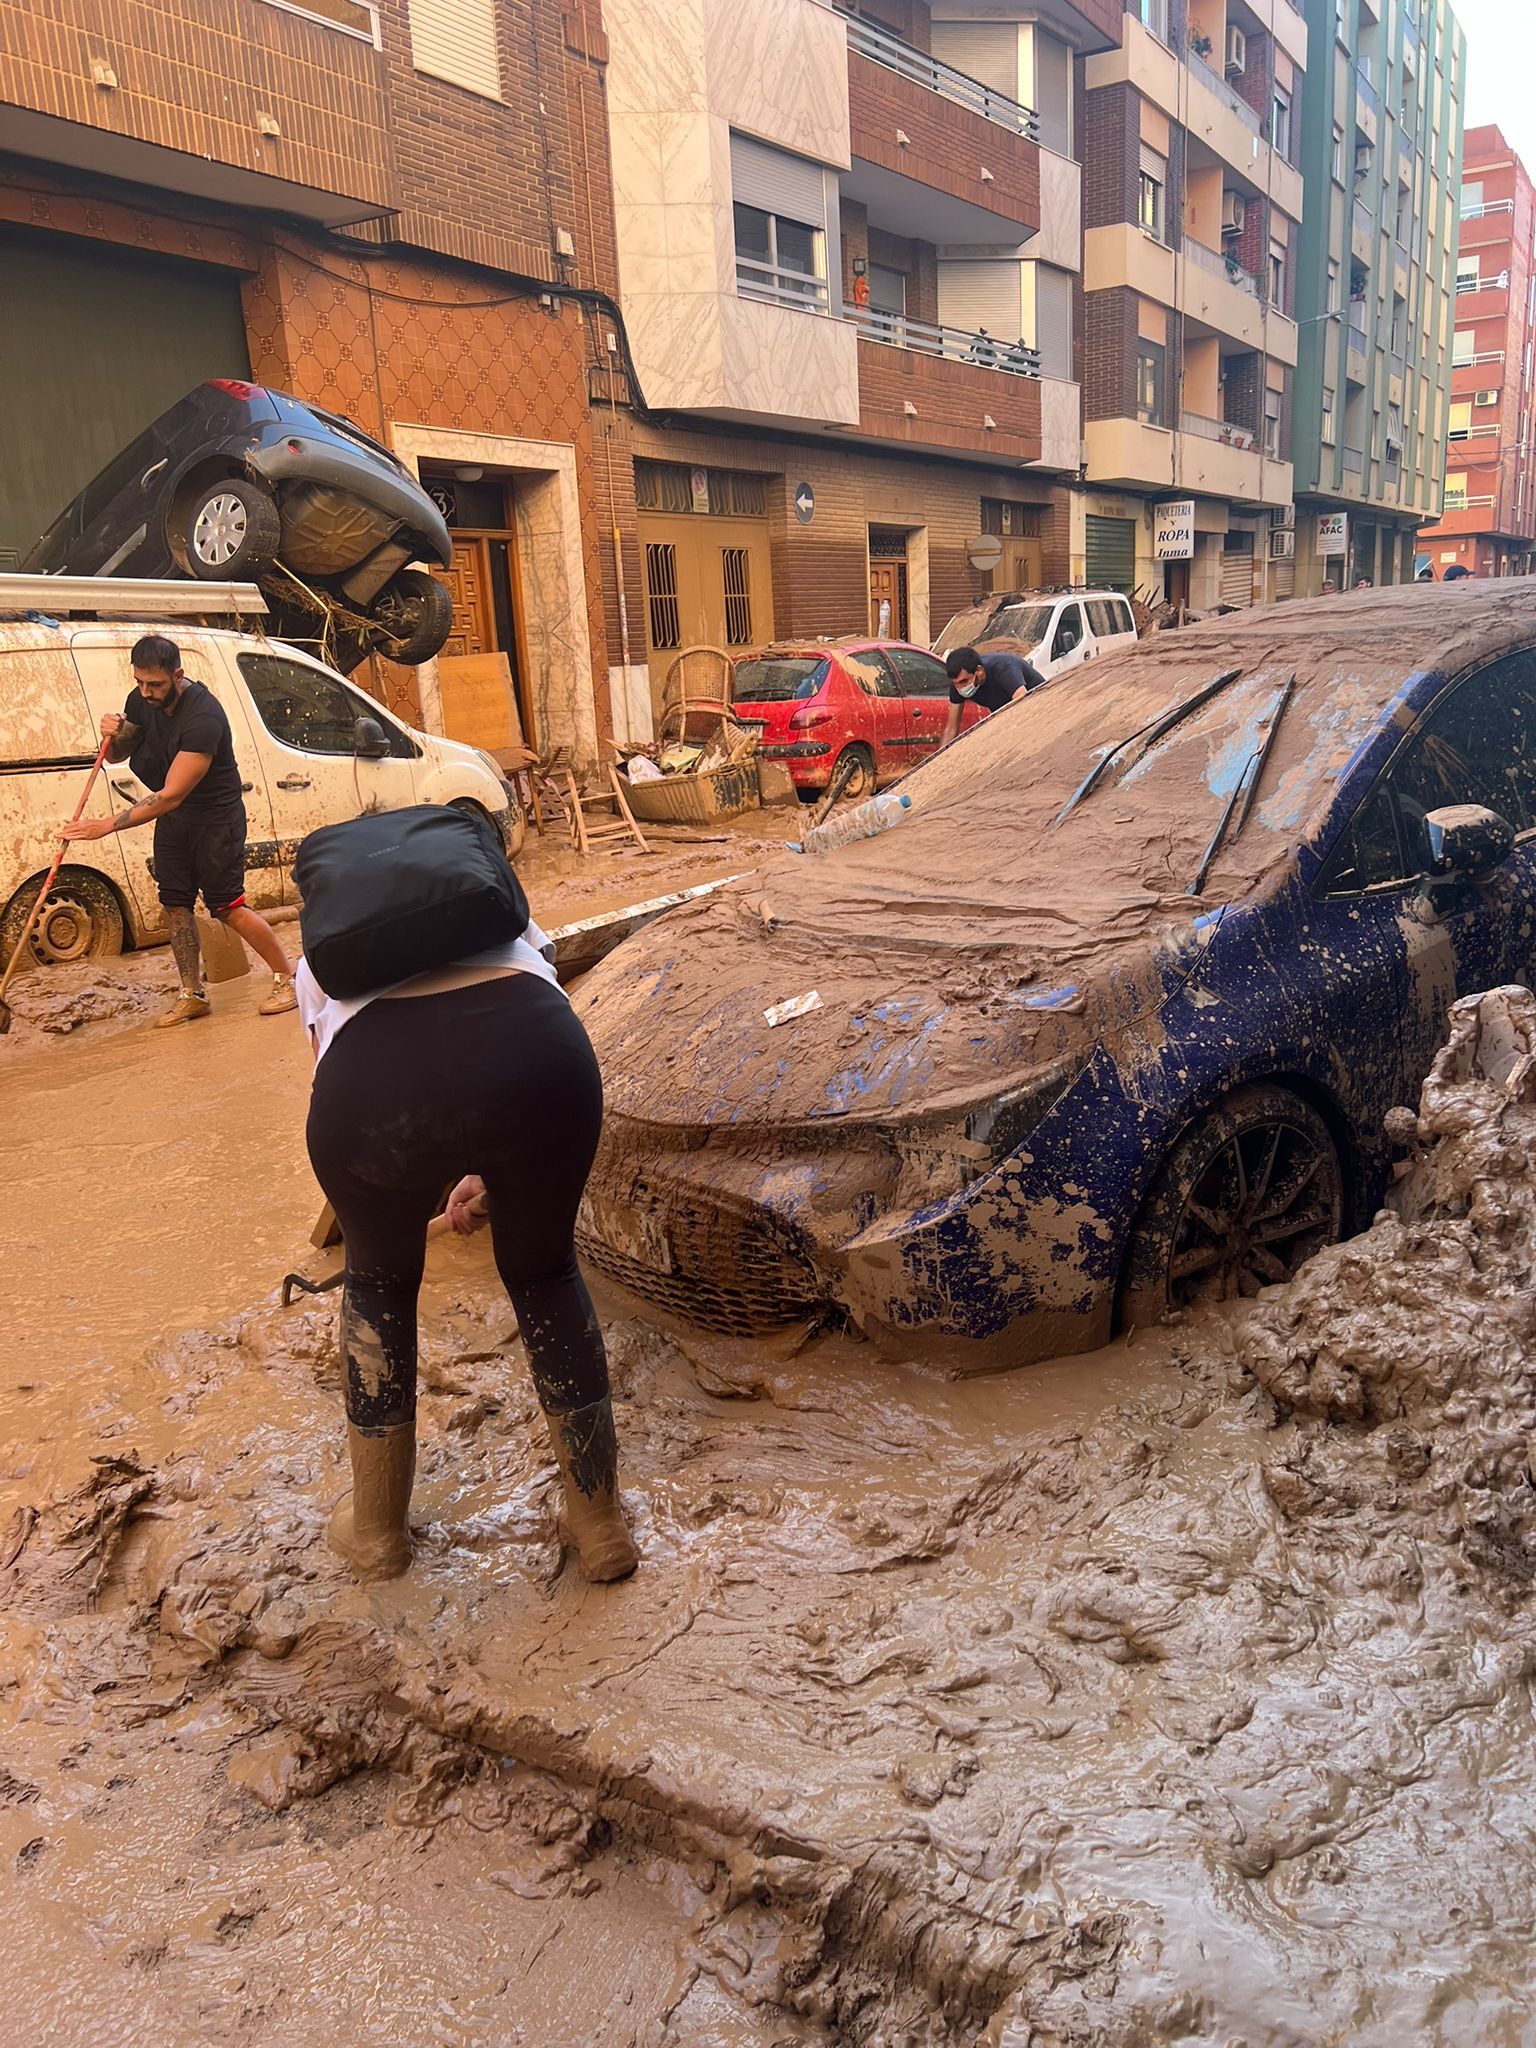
[{"left": 940, "top": 644, "right": 1042, "bottom": 748}]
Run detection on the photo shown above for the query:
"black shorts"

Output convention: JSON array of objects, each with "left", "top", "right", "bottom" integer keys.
[{"left": 153, "top": 807, "right": 247, "bottom": 915}]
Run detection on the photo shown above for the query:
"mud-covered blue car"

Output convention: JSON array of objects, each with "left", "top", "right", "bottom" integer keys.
[{"left": 575, "top": 583, "right": 1536, "bottom": 1367}]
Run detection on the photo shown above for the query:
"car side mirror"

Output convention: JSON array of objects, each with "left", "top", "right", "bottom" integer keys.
[
  {"left": 354, "top": 714, "right": 391, "bottom": 760},
  {"left": 1425, "top": 804, "right": 1514, "bottom": 878}
]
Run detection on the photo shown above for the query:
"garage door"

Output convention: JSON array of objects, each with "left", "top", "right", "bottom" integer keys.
[
  {"left": 0, "top": 228, "right": 251, "bottom": 568},
  {"left": 1084, "top": 515, "right": 1137, "bottom": 594},
  {"left": 1221, "top": 533, "right": 1255, "bottom": 607}
]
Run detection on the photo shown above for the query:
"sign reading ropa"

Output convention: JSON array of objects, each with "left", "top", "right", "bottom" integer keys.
[
  {"left": 1317, "top": 512, "right": 1348, "bottom": 557},
  {"left": 1153, "top": 499, "right": 1195, "bottom": 561}
]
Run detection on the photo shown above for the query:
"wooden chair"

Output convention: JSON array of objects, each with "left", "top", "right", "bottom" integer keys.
[{"left": 565, "top": 765, "right": 652, "bottom": 857}]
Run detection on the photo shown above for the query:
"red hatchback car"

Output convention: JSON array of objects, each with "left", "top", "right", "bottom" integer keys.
[{"left": 729, "top": 639, "right": 984, "bottom": 797}]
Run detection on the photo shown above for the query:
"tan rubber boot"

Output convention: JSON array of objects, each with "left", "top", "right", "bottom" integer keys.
[
  {"left": 545, "top": 1398, "right": 638, "bottom": 1582},
  {"left": 328, "top": 1423, "right": 415, "bottom": 1581}
]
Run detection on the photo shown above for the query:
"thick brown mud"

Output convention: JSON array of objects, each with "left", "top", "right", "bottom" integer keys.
[{"left": 4, "top": 987, "right": 1536, "bottom": 2042}]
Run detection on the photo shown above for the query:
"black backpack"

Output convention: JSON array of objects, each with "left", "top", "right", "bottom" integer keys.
[{"left": 294, "top": 805, "right": 530, "bottom": 999}]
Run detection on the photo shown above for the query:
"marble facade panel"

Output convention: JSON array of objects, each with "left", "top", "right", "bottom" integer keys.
[{"left": 703, "top": 0, "right": 850, "bottom": 168}]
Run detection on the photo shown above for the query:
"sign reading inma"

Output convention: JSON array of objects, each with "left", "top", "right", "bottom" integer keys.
[{"left": 1153, "top": 499, "right": 1195, "bottom": 561}]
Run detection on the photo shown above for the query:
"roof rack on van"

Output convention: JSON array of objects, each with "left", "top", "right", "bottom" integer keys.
[{"left": 0, "top": 574, "right": 268, "bottom": 623}]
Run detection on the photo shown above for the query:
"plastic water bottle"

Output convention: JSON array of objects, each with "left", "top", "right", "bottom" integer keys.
[{"left": 798, "top": 790, "right": 913, "bottom": 855}]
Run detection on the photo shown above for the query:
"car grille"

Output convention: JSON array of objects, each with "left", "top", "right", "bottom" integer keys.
[{"left": 577, "top": 1196, "right": 826, "bottom": 1334}]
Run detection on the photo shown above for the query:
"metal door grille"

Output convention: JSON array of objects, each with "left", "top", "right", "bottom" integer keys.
[
  {"left": 722, "top": 548, "right": 752, "bottom": 644},
  {"left": 645, "top": 542, "right": 680, "bottom": 649}
]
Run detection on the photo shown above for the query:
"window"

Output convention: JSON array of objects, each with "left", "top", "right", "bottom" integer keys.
[
  {"left": 722, "top": 548, "right": 752, "bottom": 646},
  {"left": 1133, "top": 0, "right": 1169, "bottom": 40},
  {"left": 987, "top": 602, "right": 1053, "bottom": 645},
  {"left": 1050, "top": 603, "right": 1085, "bottom": 659},
  {"left": 1318, "top": 784, "right": 1407, "bottom": 894},
  {"left": 1327, "top": 257, "right": 1341, "bottom": 312},
  {"left": 644, "top": 543, "right": 680, "bottom": 650},
  {"left": 885, "top": 647, "right": 951, "bottom": 697},
  {"left": 1452, "top": 329, "right": 1474, "bottom": 367},
  {"left": 1449, "top": 401, "right": 1471, "bottom": 441},
  {"left": 1332, "top": 124, "right": 1345, "bottom": 182},
  {"left": 733, "top": 657, "right": 827, "bottom": 703},
  {"left": 734, "top": 203, "right": 826, "bottom": 310},
  {"left": 866, "top": 653, "right": 905, "bottom": 699},
  {"left": 80, "top": 428, "right": 159, "bottom": 526},
  {"left": 1444, "top": 471, "right": 1468, "bottom": 509},
  {"left": 634, "top": 461, "right": 768, "bottom": 517},
  {"left": 1461, "top": 180, "right": 1484, "bottom": 216},
  {"left": 407, "top": 0, "right": 499, "bottom": 100},
  {"left": 1086, "top": 599, "right": 1119, "bottom": 636},
  {"left": 1138, "top": 145, "right": 1167, "bottom": 240},
  {"left": 1113, "top": 598, "right": 1136, "bottom": 636},
  {"left": 239, "top": 653, "right": 358, "bottom": 755},
  {"left": 1268, "top": 243, "right": 1286, "bottom": 309},
  {"left": 342, "top": 685, "right": 417, "bottom": 758},
  {"left": 1137, "top": 341, "right": 1167, "bottom": 425},
  {"left": 0, "top": 650, "right": 96, "bottom": 763},
  {"left": 1271, "top": 86, "right": 1292, "bottom": 159},
  {"left": 1263, "top": 387, "right": 1283, "bottom": 457},
  {"left": 1321, "top": 385, "right": 1335, "bottom": 441}
]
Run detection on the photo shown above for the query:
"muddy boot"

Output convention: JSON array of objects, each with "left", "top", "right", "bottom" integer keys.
[
  {"left": 328, "top": 1423, "right": 415, "bottom": 1582},
  {"left": 544, "top": 1398, "right": 638, "bottom": 1582},
  {"left": 156, "top": 990, "right": 211, "bottom": 1028}
]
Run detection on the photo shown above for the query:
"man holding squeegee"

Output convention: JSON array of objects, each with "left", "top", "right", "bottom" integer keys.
[{"left": 59, "top": 633, "right": 297, "bottom": 1026}]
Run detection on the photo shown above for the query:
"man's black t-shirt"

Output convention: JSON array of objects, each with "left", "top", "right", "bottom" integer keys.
[
  {"left": 947, "top": 650, "right": 1043, "bottom": 712},
  {"left": 125, "top": 679, "right": 244, "bottom": 821}
]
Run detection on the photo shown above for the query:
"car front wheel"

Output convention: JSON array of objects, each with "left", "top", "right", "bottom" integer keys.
[
  {"left": 1118, "top": 1083, "right": 1343, "bottom": 1328},
  {"left": 183, "top": 477, "right": 281, "bottom": 579},
  {"left": 367, "top": 570, "right": 454, "bottom": 666}
]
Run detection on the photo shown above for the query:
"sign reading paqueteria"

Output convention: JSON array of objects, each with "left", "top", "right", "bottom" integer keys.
[{"left": 1153, "top": 499, "right": 1195, "bottom": 561}]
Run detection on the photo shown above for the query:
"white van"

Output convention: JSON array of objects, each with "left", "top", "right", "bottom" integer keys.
[
  {"left": 934, "top": 588, "right": 1139, "bottom": 682},
  {"left": 0, "top": 619, "right": 519, "bottom": 963}
]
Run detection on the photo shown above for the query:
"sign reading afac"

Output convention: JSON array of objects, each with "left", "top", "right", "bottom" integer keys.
[
  {"left": 1153, "top": 499, "right": 1195, "bottom": 561},
  {"left": 1317, "top": 512, "right": 1348, "bottom": 557}
]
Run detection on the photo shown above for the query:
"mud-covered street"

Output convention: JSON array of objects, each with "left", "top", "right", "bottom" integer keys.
[{"left": 5, "top": 805, "right": 1536, "bottom": 2045}]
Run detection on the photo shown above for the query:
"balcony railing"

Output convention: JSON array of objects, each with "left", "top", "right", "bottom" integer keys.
[
  {"left": 1456, "top": 350, "right": 1507, "bottom": 369},
  {"left": 1180, "top": 409, "right": 1256, "bottom": 450},
  {"left": 1355, "top": 69, "right": 1379, "bottom": 116},
  {"left": 1182, "top": 234, "right": 1263, "bottom": 297},
  {"left": 1450, "top": 422, "right": 1503, "bottom": 440},
  {"left": 1461, "top": 199, "right": 1515, "bottom": 219},
  {"left": 1456, "top": 271, "right": 1509, "bottom": 294},
  {"left": 736, "top": 258, "right": 830, "bottom": 313},
  {"left": 1353, "top": 197, "right": 1374, "bottom": 242},
  {"left": 840, "top": 9, "right": 1038, "bottom": 139},
  {"left": 844, "top": 303, "right": 1040, "bottom": 376},
  {"left": 1186, "top": 45, "right": 1263, "bottom": 134},
  {"left": 1389, "top": 351, "right": 1405, "bottom": 379},
  {"left": 1343, "top": 446, "right": 1365, "bottom": 474},
  {"left": 1444, "top": 493, "right": 1496, "bottom": 510}
]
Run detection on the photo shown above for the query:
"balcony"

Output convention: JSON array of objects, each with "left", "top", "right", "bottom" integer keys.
[
  {"left": 1354, "top": 68, "right": 1379, "bottom": 145},
  {"left": 1177, "top": 411, "right": 1289, "bottom": 504},
  {"left": 1179, "top": 235, "right": 1298, "bottom": 362},
  {"left": 844, "top": 11, "right": 1040, "bottom": 245},
  {"left": 1456, "top": 270, "right": 1510, "bottom": 302},
  {"left": 1342, "top": 446, "right": 1365, "bottom": 475},
  {"left": 1346, "top": 315, "right": 1369, "bottom": 382},
  {"left": 1186, "top": 46, "right": 1261, "bottom": 134},
  {"left": 0, "top": 0, "right": 394, "bottom": 226},
  {"left": 850, "top": 308, "right": 1041, "bottom": 463},
  {"left": 1352, "top": 198, "right": 1375, "bottom": 267}
]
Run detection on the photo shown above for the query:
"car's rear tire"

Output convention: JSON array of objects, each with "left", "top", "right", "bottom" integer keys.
[
  {"left": 830, "top": 743, "right": 876, "bottom": 803},
  {"left": 367, "top": 570, "right": 453, "bottom": 666},
  {"left": 183, "top": 477, "right": 281, "bottom": 579},
  {"left": 2, "top": 870, "right": 126, "bottom": 969},
  {"left": 451, "top": 793, "right": 525, "bottom": 861},
  {"left": 1118, "top": 1083, "right": 1343, "bottom": 1328}
]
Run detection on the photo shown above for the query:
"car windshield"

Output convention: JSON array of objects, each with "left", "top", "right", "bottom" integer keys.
[
  {"left": 933, "top": 602, "right": 998, "bottom": 656},
  {"left": 733, "top": 657, "right": 829, "bottom": 703},
  {"left": 984, "top": 603, "right": 1053, "bottom": 649}
]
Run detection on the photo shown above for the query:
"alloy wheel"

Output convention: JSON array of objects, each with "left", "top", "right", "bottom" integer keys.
[{"left": 1166, "top": 1115, "right": 1342, "bottom": 1308}]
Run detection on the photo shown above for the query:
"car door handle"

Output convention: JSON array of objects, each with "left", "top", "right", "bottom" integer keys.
[
  {"left": 140, "top": 458, "right": 168, "bottom": 490},
  {"left": 276, "top": 775, "right": 312, "bottom": 791}
]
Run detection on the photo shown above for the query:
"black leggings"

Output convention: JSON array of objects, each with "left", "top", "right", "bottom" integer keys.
[{"left": 305, "top": 973, "right": 608, "bottom": 1433}]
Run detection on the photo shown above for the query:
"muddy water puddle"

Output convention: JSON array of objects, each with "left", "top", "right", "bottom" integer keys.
[{"left": 5, "top": 983, "right": 1536, "bottom": 2043}]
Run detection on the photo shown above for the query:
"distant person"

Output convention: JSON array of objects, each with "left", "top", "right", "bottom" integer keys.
[
  {"left": 1353, "top": 576, "right": 1373, "bottom": 590},
  {"left": 1444, "top": 563, "right": 1472, "bottom": 581},
  {"left": 60, "top": 634, "right": 296, "bottom": 1026},
  {"left": 1417, "top": 564, "right": 1436, "bottom": 581},
  {"left": 1321, "top": 578, "right": 1339, "bottom": 595},
  {"left": 851, "top": 269, "right": 870, "bottom": 311},
  {"left": 941, "top": 644, "right": 1041, "bottom": 748}
]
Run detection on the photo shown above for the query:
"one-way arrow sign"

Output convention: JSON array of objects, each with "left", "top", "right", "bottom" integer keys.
[{"left": 793, "top": 481, "right": 815, "bottom": 524}]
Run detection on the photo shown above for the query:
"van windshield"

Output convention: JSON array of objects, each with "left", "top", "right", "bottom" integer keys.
[
  {"left": 734, "top": 657, "right": 829, "bottom": 703},
  {"left": 984, "top": 603, "right": 1052, "bottom": 649}
]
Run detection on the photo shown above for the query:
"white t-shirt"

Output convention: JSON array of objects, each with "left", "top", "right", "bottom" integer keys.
[{"left": 295, "top": 919, "right": 562, "bottom": 1065}]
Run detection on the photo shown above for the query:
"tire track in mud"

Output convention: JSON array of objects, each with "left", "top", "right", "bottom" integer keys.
[{"left": 5, "top": 992, "right": 1536, "bottom": 2044}]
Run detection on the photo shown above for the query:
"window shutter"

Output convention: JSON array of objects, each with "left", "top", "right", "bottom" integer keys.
[
  {"left": 1034, "top": 265, "right": 1072, "bottom": 379},
  {"left": 1033, "top": 32, "right": 1071, "bottom": 156},
  {"left": 408, "top": 0, "right": 500, "bottom": 100},
  {"left": 1139, "top": 141, "right": 1167, "bottom": 182},
  {"left": 729, "top": 134, "right": 829, "bottom": 230},
  {"left": 938, "top": 261, "right": 1023, "bottom": 340},
  {"left": 929, "top": 24, "right": 1018, "bottom": 98}
]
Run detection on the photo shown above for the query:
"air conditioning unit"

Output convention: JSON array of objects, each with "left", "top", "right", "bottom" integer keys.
[
  {"left": 1355, "top": 141, "right": 1373, "bottom": 176},
  {"left": 1225, "top": 24, "right": 1247, "bottom": 76},
  {"left": 1271, "top": 529, "right": 1296, "bottom": 559},
  {"left": 1271, "top": 503, "right": 1296, "bottom": 529},
  {"left": 1385, "top": 436, "right": 1402, "bottom": 458},
  {"left": 1476, "top": 388, "right": 1500, "bottom": 406},
  {"left": 1222, "top": 191, "right": 1247, "bottom": 237}
]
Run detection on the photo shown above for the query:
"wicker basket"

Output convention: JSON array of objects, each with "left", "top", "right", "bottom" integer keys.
[{"left": 624, "top": 761, "right": 759, "bottom": 824}]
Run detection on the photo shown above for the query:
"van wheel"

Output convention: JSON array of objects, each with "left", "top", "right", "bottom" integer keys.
[
  {"left": 450, "top": 794, "right": 524, "bottom": 861},
  {"left": 2, "top": 871, "right": 125, "bottom": 969},
  {"left": 368, "top": 571, "right": 454, "bottom": 666},
  {"left": 1118, "top": 1084, "right": 1342, "bottom": 1328},
  {"left": 183, "top": 477, "right": 281, "bottom": 579}
]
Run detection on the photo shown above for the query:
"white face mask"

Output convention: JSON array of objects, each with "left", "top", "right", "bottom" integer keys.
[{"left": 955, "top": 679, "right": 979, "bottom": 699}]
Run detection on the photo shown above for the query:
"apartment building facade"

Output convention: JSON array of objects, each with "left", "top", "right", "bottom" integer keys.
[
  {"left": 1291, "top": 0, "right": 1465, "bottom": 592},
  {"left": 603, "top": 0, "right": 1120, "bottom": 700},
  {"left": 1076, "top": 0, "right": 1306, "bottom": 608},
  {"left": 0, "top": 0, "right": 638, "bottom": 759},
  {"left": 1418, "top": 125, "right": 1536, "bottom": 579}
]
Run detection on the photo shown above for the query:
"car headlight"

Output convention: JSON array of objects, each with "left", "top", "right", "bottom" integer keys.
[{"left": 964, "top": 1051, "right": 1093, "bottom": 1162}]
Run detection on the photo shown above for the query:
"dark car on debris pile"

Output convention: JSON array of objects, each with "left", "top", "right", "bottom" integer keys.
[
  {"left": 574, "top": 581, "right": 1536, "bottom": 1367},
  {"left": 24, "top": 380, "right": 453, "bottom": 674}
]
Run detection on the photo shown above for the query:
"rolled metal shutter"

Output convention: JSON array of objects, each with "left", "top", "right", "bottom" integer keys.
[
  {"left": 1034, "top": 265, "right": 1073, "bottom": 380},
  {"left": 1220, "top": 534, "right": 1255, "bottom": 607},
  {"left": 408, "top": 0, "right": 500, "bottom": 99},
  {"left": 1272, "top": 552, "right": 1296, "bottom": 600},
  {"left": 729, "top": 133, "right": 829, "bottom": 230},
  {"left": 1084, "top": 515, "right": 1137, "bottom": 593}
]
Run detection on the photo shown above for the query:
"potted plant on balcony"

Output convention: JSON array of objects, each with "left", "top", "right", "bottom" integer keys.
[
  {"left": 1188, "top": 22, "right": 1214, "bottom": 58},
  {"left": 1224, "top": 250, "right": 1243, "bottom": 284}
]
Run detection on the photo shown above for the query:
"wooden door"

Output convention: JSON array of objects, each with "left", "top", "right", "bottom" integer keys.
[
  {"left": 869, "top": 560, "right": 908, "bottom": 639},
  {"left": 436, "top": 537, "right": 495, "bottom": 658},
  {"left": 996, "top": 539, "right": 1043, "bottom": 592}
]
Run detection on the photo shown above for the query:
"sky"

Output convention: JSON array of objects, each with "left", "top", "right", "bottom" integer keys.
[{"left": 1451, "top": 0, "right": 1536, "bottom": 172}]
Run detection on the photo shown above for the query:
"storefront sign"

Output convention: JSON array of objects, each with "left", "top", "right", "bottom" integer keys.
[
  {"left": 1153, "top": 499, "right": 1195, "bottom": 561},
  {"left": 1317, "top": 512, "right": 1348, "bottom": 557}
]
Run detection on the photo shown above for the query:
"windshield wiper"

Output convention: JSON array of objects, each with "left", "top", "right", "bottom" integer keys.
[
  {"left": 1188, "top": 672, "right": 1295, "bottom": 895},
  {"left": 1054, "top": 667, "right": 1244, "bottom": 826}
]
